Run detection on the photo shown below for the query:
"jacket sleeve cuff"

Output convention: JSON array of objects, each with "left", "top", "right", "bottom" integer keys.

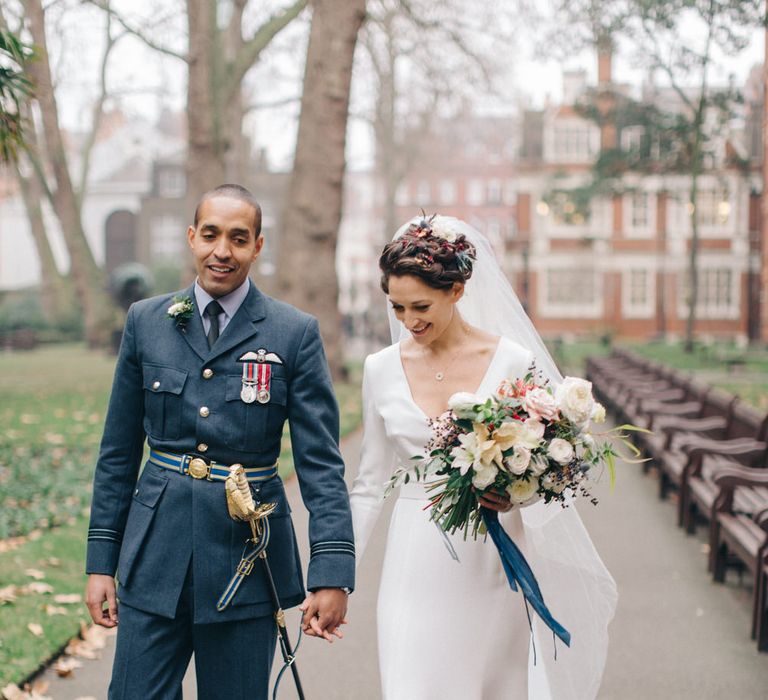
[
  {"left": 306, "top": 547, "right": 355, "bottom": 592},
  {"left": 85, "top": 534, "right": 121, "bottom": 576}
]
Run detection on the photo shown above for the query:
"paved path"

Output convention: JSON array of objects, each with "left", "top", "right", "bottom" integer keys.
[{"left": 39, "top": 429, "right": 768, "bottom": 698}]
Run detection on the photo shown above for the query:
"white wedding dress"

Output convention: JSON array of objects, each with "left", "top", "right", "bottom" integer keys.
[{"left": 350, "top": 337, "right": 617, "bottom": 700}]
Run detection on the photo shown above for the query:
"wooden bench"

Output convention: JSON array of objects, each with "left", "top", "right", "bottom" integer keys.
[{"left": 710, "top": 465, "right": 768, "bottom": 650}]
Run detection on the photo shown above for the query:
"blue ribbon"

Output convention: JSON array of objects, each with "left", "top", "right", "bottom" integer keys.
[{"left": 481, "top": 508, "right": 571, "bottom": 647}]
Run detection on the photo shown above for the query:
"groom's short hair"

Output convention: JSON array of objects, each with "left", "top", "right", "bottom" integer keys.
[{"left": 193, "top": 184, "right": 263, "bottom": 237}]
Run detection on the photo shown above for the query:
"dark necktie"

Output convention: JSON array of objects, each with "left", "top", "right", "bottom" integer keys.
[{"left": 204, "top": 300, "right": 223, "bottom": 348}]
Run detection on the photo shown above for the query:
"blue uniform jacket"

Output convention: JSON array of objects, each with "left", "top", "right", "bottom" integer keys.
[{"left": 86, "top": 282, "right": 355, "bottom": 624}]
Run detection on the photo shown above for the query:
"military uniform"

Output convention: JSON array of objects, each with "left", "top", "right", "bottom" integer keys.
[{"left": 86, "top": 280, "right": 354, "bottom": 698}]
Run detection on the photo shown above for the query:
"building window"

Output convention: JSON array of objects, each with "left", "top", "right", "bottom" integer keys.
[
  {"left": 395, "top": 183, "right": 409, "bottom": 206},
  {"left": 621, "top": 126, "right": 644, "bottom": 153},
  {"left": 439, "top": 179, "right": 457, "bottom": 205},
  {"left": 553, "top": 126, "right": 592, "bottom": 160},
  {"left": 546, "top": 269, "right": 596, "bottom": 305},
  {"left": 696, "top": 189, "right": 730, "bottom": 227},
  {"left": 487, "top": 179, "right": 502, "bottom": 205},
  {"left": 679, "top": 268, "right": 738, "bottom": 319},
  {"left": 504, "top": 180, "right": 517, "bottom": 206},
  {"left": 150, "top": 215, "right": 184, "bottom": 259},
  {"left": 157, "top": 168, "right": 186, "bottom": 198},
  {"left": 467, "top": 179, "right": 484, "bottom": 206},
  {"left": 486, "top": 217, "right": 502, "bottom": 253},
  {"left": 628, "top": 269, "right": 648, "bottom": 306},
  {"left": 631, "top": 192, "right": 649, "bottom": 228},
  {"left": 416, "top": 180, "right": 431, "bottom": 206}
]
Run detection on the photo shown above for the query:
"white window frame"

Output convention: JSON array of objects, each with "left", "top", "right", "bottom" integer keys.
[
  {"left": 466, "top": 179, "right": 484, "bottom": 206},
  {"left": 622, "top": 267, "right": 656, "bottom": 319},
  {"left": 439, "top": 179, "right": 457, "bottom": 205},
  {"left": 676, "top": 266, "right": 740, "bottom": 320},
  {"left": 538, "top": 266, "right": 603, "bottom": 318}
]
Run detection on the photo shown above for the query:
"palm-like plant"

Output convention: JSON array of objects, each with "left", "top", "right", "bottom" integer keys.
[{"left": 0, "top": 28, "right": 33, "bottom": 162}]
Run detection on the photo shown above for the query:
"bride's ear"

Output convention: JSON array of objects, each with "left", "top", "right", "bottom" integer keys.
[{"left": 450, "top": 282, "right": 465, "bottom": 303}]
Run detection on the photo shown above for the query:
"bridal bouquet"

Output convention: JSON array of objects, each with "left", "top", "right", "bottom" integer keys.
[{"left": 387, "top": 366, "right": 643, "bottom": 540}]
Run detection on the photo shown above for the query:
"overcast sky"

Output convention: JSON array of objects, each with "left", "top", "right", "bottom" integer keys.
[{"left": 43, "top": 1, "right": 765, "bottom": 172}]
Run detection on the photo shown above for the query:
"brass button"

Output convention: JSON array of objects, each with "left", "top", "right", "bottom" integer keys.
[
  {"left": 202, "top": 368, "right": 213, "bottom": 379},
  {"left": 199, "top": 406, "right": 210, "bottom": 418},
  {"left": 197, "top": 443, "right": 208, "bottom": 453},
  {"left": 152, "top": 380, "right": 161, "bottom": 390}
]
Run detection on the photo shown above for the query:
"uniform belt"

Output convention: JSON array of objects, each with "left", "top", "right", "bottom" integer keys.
[{"left": 149, "top": 449, "right": 277, "bottom": 482}]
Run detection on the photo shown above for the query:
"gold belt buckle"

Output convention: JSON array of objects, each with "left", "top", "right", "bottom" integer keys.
[{"left": 188, "top": 457, "right": 210, "bottom": 479}]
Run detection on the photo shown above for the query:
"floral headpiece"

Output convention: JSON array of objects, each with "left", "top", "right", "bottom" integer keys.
[{"left": 402, "top": 213, "right": 476, "bottom": 275}]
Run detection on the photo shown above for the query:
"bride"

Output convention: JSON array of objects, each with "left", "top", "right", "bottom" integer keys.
[{"left": 348, "top": 216, "right": 617, "bottom": 699}]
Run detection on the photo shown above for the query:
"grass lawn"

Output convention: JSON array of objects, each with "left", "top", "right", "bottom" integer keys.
[{"left": 0, "top": 343, "right": 363, "bottom": 687}]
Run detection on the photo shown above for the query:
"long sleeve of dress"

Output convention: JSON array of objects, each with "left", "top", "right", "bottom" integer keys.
[{"left": 349, "top": 356, "right": 397, "bottom": 564}]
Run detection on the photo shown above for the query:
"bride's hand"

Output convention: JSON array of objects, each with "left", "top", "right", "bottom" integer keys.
[{"left": 477, "top": 489, "right": 513, "bottom": 513}]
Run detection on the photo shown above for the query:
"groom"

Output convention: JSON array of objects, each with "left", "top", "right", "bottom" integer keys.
[{"left": 84, "top": 184, "right": 354, "bottom": 698}]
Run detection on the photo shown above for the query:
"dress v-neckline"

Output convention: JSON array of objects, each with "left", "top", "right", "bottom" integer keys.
[{"left": 396, "top": 337, "right": 505, "bottom": 421}]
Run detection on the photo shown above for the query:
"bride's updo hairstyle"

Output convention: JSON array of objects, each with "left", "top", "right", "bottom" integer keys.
[{"left": 379, "top": 215, "right": 477, "bottom": 293}]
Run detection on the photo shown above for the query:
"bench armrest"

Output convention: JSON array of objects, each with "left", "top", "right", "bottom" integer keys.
[
  {"left": 658, "top": 415, "right": 725, "bottom": 435},
  {"left": 684, "top": 438, "right": 766, "bottom": 461},
  {"left": 712, "top": 464, "right": 768, "bottom": 489}
]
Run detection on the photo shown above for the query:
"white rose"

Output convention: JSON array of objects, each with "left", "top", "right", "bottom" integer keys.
[
  {"left": 592, "top": 403, "right": 606, "bottom": 424},
  {"left": 548, "top": 437, "right": 574, "bottom": 465},
  {"left": 529, "top": 455, "right": 548, "bottom": 476},
  {"left": 447, "top": 392, "right": 484, "bottom": 419},
  {"left": 505, "top": 446, "right": 531, "bottom": 475},
  {"left": 555, "top": 377, "right": 596, "bottom": 427},
  {"left": 524, "top": 387, "right": 559, "bottom": 422},
  {"left": 472, "top": 461, "right": 498, "bottom": 490},
  {"left": 167, "top": 301, "right": 186, "bottom": 316},
  {"left": 506, "top": 476, "right": 539, "bottom": 504}
]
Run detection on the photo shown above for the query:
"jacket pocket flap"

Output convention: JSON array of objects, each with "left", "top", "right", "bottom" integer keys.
[
  {"left": 133, "top": 471, "right": 169, "bottom": 508},
  {"left": 142, "top": 363, "right": 188, "bottom": 395}
]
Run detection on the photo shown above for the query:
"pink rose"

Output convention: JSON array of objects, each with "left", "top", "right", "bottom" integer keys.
[{"left": 524, "top": 387, "right": 559, "bottom": 422}]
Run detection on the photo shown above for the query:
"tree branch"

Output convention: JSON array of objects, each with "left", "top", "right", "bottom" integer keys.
[
  {"left": 85, "top": 0, "right": 187, "bottom": 62},
  {"left": 229, "top": 0, "right": 308, "bottom": 89},
  {"left": 77, "top": 6, "right": 122, "bottom": 207}
]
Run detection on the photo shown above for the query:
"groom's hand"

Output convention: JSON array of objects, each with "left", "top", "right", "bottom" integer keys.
[{"left": 299, "top": 588, "right": 348, "bottom": 642}]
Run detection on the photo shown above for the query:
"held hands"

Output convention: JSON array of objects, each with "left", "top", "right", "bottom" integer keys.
[
  {"left": 85, "top": 574, "right": 119, "bottom": 628},
  {"left": 299, "top": 588, "right": 348, "bottom": 643},
  {"left": 477, "top": 488, "right": 514, "bottom": 513}
]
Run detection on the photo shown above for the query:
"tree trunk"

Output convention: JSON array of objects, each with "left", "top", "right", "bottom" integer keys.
[
  {"left": 15, "top": 157, "right": 75, "bottom": 321},
  {"left": 277, "top": 0, "right": 366, "bottom": 379},
  {"left": 186, "top": 0, "right": 224, "bottom": 209},
  {"left": 26, "top": 0, "right": 115, "bottom": 347}
]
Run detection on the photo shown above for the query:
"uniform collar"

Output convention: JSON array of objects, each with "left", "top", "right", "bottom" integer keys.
[{"left": 193, "top": 277, "right": 251, "bottom": 322}]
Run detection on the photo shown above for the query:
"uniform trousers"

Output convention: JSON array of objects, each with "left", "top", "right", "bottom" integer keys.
[{"left": 109, "top": 563, "right": 278, "bottom": 700}]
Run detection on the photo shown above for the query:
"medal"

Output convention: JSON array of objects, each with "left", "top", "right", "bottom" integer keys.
[
  {"left": 241, "top": 362, "right": 257, "bottom": 403},
  {"left": 256, "top": 363, "right": 272, "bottom": 404}
]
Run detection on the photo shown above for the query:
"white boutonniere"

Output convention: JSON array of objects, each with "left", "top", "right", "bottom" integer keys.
[{"left": 167, "top": 295, "right": 194, "bottom": 329}]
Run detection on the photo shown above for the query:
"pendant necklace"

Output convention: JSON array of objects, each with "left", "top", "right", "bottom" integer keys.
[{"left": 423, "top": 325, "right": 471, "bottom": 382}]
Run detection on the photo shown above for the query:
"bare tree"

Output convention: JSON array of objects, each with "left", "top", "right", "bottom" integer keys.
[
  {"left": 277, "top": 0, "right": 366, "bottom": 378},
  {"left": 90, "top": 0, "right": 307, "bottom": 205}
]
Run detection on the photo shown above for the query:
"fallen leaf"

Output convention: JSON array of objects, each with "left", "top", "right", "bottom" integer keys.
[
  {"left": 29, "top": 680, "right": 49, "bottom": 695},
  {"left": 26, "top": 582, "right": 53, "bottom": 595},
  {"left": 24, "top": 569, "right": 45, "bottom": 580},
  {"left": 65, "top": 639, "right": 99, "bottom": 660},
  {"left": 45, "top": 557, "right": 61, "bottom": 567},
  {"left": 1, "top": 683, "right": 26, "bottom": 700},
  {"left": 53, "top": 593, "right": 82, "bottom": 604},
  {"left": 0, "top": 585, "right": 17, "bottom": 604},
  {"left": 81, "top": 623, "right": 108, "bottom": 650},
  {"left": 45, "top": 605, "right": 69, "bottom": 616},
  {"left": 27, "top": 623, "right": 44, "bottom": 637},
  {"left": 51, "top": 656, "right": 82, "bottom": 678}
]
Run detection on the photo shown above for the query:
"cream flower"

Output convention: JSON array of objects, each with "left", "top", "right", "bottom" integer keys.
[
  {"left": 592, "top": 403, "right": 606, "bottom": 424},
  {"left": 555, "top": 377, "right": 596, "bottom": 427},
  {"left": 472, "top": 461, "right": 498, "bottom": 490},
  {"left": 451, "top": 432, "right": 482, "bottom": 475},
  {"left": 493, "top": 418, "right": 544, "bottom": 451},
  {"left": 447, "top": 392, "right": 483, "bottom": 419},
  {"left": 507, "top": 476, "right": 539, "bottom": 504},
  {"left": 505, "top": 446, "right": 531, "bottom": 475},
  {"left": 548, "top": 437, "right": 575, "bottom": 465},
  {"left": 529, "top": 455, "right": 548, "bottom": 476},
  {"left": 473, "top": 422, "right": 503, "bottom": 468},
  {"left": 167, "top": 301, "right": 187, "bottom": 316},
  {"left": 524, "top": 387, "right": 559, "bottom": 422}
]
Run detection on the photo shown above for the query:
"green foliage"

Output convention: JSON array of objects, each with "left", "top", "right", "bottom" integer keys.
[
  {"left": 0, "top": 28, "right": 34, "bottom": 162},
  {"left": 0, "top": 519, "right": 92, "bottom": 687}
]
